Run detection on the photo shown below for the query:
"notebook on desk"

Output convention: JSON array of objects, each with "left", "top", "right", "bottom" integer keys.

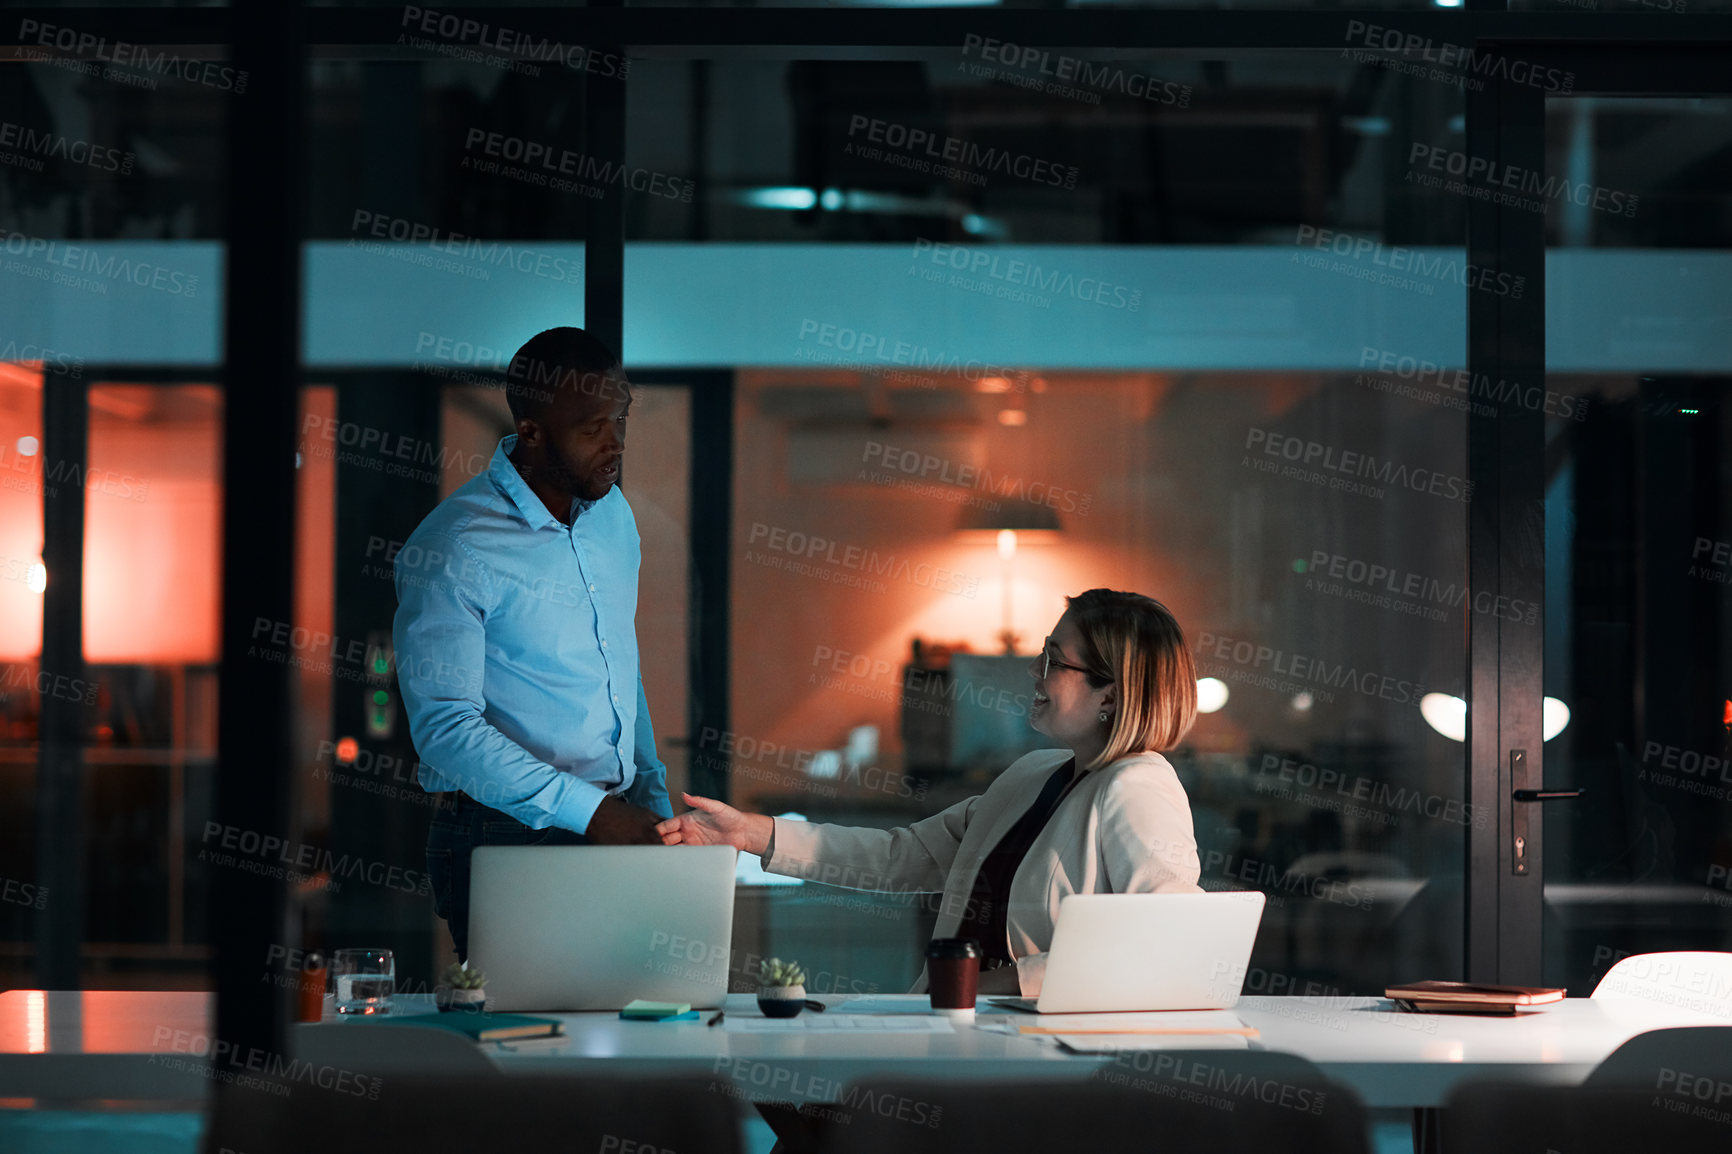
[
  {"left": 362, "top": 1011, "right": 563, "bottom": 1042},
  {"left": 1386, "top": 981, "right": 1565, "bottom": 1014},
  {"left": 990, "top": 891, "right": 1267, "bottom": 1014}
]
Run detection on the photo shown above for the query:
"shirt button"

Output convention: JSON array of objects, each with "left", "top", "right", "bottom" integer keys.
[
  {"left": 588, "top": 584, "right": 596, "bottom": 592},
  {"left": 601, "top": 640, "right": 608, "bottom": 649},
  {"left": 612, "top": 693, "right": 619, "bottom": 702}
]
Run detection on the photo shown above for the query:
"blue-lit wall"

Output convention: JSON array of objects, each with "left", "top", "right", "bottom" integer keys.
[{"left": 3, "top": 243, "right": 1727, "bottom": 371}]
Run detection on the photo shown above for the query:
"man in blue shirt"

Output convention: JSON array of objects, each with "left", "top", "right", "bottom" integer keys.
[{"left": 393, "top": 326, "right": 673, "bottom": 960}]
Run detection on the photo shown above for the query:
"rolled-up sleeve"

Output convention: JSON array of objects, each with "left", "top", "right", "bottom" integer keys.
[{"left": 393, "top": 534, "right": 611, "bottom": 833}]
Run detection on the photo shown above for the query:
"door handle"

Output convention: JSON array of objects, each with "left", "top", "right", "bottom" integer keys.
[{"left": 1509, "top": 749, "right": 1585, "bottom": 875}]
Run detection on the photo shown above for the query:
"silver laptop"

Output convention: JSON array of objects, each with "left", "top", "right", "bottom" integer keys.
[
  {"left": 993, "top": 891, "right": 1267, "bottom": 1013},
  {"left": 468, "top": 845, "right": 737, "bottom": 1012}
]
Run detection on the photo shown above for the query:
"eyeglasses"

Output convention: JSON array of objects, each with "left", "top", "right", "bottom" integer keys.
[{"left": 1038, "top": 638, "right": 1095, "bottom": 680}]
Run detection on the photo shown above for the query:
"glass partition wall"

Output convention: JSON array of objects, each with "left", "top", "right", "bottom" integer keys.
[
  {"left": 0, "top": 12, "right": 229, "bottom": 985},
  {"left": 2, "top": 8, "right": 1728, "bottom": 1050},
  {"left": 625, "top": 48, "right": 1476, "bottom": 995}
]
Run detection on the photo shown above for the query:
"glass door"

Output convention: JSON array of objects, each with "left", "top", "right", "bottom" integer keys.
[
  {"left": 1538, "top": 94, "right": 1732, "bottom": 995},
  {"left": 1464, "top": 46, "right": 1732, "bottom": 988}
]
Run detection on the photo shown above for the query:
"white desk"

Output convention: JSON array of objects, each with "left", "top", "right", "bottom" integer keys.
[
  {"left": 2, "top": 989, "right": 1727, "bottom": 1109},
  {"left": 480, "top": 994, "right": 1732, "bottom": 1109}
]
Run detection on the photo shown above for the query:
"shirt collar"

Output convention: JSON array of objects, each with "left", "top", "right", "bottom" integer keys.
[{"left": 490, "top": 434, "right": 587, "bottom": 531}]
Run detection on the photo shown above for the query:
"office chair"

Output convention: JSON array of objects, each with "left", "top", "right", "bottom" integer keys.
[
  {"left": 814, "top": 1051, "right": 1368, "bottom": 1154},
  {"left": 1443, "top": 1081, "right": 1729, "bottom": 1154},
  {"left": 1584, "top": 1025, "right": 1732, "bottom": 1086},
  {"left": 1591, "top": 951, "right": 1732, "bottom": 1016},
  {"left": 203, "top": 1074, "right": 743, "bottom": 1154}
]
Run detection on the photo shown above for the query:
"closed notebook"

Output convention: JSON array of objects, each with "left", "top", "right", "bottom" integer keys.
[
  {"left": 1386, "top": 981, "right": 1564, "bottom": 1005},
  {"left": 364, "top": 1011, "right": 564, "bottom": 1042},
  {"left": 1386, "top": 981, "right": 1565, "bottom": 1012},
  {"left": 1397, "top": 1000, "right": 1526, "bottom": 1016}
]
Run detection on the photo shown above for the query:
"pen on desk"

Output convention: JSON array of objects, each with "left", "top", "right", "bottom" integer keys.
[
  {"left": 708, "top": 1011, "right": 724, "bottom": 1027},
  {"left": 804, "top": 999, "right": 827, "bottom": 1013}
]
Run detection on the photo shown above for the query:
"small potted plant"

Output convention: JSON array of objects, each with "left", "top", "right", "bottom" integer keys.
[
  {"left": 435, "top": 962, "right": 488, "bottom": 1013},
  {"left": 756, "top": 957, "right": 807, "bottom": 1018}
]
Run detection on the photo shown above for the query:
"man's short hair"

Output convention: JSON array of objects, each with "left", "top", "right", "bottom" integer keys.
[{"left": 504, "top": 327, "right": 624, "bottom": 426}]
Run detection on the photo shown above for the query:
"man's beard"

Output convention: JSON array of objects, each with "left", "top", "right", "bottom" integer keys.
[{"left": 541, "top": 441, "right": 590, "bottom": 497}]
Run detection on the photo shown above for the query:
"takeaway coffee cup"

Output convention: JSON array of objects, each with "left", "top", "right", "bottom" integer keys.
[{"left": 926, "top": 938, "right": 981, "bottom": 1016}]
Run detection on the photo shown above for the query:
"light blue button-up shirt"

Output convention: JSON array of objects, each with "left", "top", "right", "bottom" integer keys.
[{"left": 392, "top": 434, "right": 672, "bottom": 833}]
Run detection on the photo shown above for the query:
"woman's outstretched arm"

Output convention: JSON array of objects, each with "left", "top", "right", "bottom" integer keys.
[{"left": 659, "top": 791, "right": 980, "bottom": 896}]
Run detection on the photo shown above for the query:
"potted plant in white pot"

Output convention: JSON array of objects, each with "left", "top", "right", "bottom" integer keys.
[
  {"left": 756, "top": 958, "right": 806, "bottom": 1018},
  {"left": 435, "top": 962, "right": 488, "bottom": 1013}
]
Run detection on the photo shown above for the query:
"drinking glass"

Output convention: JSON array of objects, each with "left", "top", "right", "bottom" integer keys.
[{"left": 332, "top": 947, "right": 395, "bottom": 1014}]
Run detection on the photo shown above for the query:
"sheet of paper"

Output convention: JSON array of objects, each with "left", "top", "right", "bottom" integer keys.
[
  {"left": 1054, "top": 1033, "right": 1253, "bottom": 1053},
  {"left": 1016, "top": 1010, "right": 1254, "bottom": 1034},
  {"left": 725, "top": 1014, "right": 954, "bottom": 1033},
  {"left": 828, "top": 995, "right": 942, "bottom": 1015}
]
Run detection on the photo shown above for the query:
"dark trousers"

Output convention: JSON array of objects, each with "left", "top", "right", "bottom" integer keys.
[{"left": 425, "top": 793, "right": 589, "bottom": 962}]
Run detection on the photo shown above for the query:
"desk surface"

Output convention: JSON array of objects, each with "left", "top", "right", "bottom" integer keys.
[{"left": 3, "top": 989, "right": 1727, "bottom": 1108}]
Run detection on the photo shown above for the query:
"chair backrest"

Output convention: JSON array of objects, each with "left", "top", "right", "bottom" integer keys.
[
  {"left": 1444, "top": 1080, "right": 1731, "bottom": 1154},
  {"left": 816, "top": 1051, "right": 1367, "bottom": 1154},
  {"left": 1583, "top": 1026, "right": 1732, "bottom": 1088},
  {"left": 205, "top": 1073, "right": 741, "bottom": 1154},
  {"left": 1591, "top": 951, "right": 1732, "bottom": 1014}
]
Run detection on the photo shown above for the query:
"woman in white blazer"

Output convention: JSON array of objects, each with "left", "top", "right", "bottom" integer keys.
[{"left": 656, "top": 588, "right": 1204, "bottom": 997}]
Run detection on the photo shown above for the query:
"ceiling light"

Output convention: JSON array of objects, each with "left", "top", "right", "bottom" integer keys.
[{"left": 1421, "top": 693, "right": 1571, "bottom": 741}]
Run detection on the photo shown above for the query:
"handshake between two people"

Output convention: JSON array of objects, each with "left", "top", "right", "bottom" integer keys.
[
  {"left": 584, "top": 791, "right": 770, "bottom": 854},
  {"left": 656, "top": 793, "right": 774, "bottom": 857}
]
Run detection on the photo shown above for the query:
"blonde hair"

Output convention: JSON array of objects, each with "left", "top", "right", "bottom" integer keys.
[{"left": 1065, "top": 589, "right": 1198, "bottom": 768}]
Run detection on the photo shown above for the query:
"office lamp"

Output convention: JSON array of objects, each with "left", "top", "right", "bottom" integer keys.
[{"left": 955, "top": 499, "right": 1062, "bottom": 656}]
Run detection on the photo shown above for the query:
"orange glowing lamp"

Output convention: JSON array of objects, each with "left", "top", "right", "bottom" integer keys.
[{"left": 955, "top": 499, "right": 1063, "bottom": 655}]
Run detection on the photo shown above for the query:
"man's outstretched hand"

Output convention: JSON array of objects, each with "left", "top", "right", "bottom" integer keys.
[{"left": 585, "top": 793, "right": 666, "bottom": 845}]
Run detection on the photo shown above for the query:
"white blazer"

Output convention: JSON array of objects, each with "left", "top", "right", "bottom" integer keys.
[{"left": 760, "top": 747, "right": 1203, "bottom": 996}]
